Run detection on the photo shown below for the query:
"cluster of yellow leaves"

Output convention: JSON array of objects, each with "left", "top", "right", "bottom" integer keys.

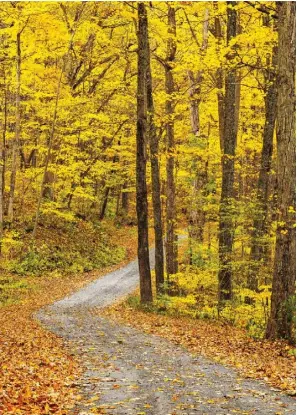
[{"left": 101, "top": 302, "right": 296, "bottom": 395}]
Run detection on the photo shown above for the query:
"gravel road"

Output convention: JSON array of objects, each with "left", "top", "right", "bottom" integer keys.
[{"left": 37, "top": 246, "right": 295, "bottom": 415}]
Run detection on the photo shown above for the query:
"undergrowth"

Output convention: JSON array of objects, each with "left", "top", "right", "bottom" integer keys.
[
  {"left": 126, "top": 239, "right": 275, "bottom": 340},
  {"left": 127, "top": 289, "right": 270, "bottom": 340},
  {"left": 0, "top": 217, "right": 127, "bottom": 306}
]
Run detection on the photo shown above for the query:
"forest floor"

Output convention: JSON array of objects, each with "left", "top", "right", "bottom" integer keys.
[
  {"left": 102, "top": 301, "right": 296, "bottom": 396},
  {"left": 0, "top": 228, "right": 295, "bottom": 415},
  {"left": 0, "top": 225, "right": 140, "bottom": 415},
  {"left": 36, "top": 244, "right": 295, "bottom": 415}
]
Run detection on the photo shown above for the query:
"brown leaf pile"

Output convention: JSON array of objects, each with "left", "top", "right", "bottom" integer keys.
[
  {"left": 0, "top": 225, "right": 139, "bottom": 415},
  {"left": 0, "top": 304, "right": 78, "bottom": 415},
  {"left": 101, "top": 302, "right": 296, "bottom": 395}
]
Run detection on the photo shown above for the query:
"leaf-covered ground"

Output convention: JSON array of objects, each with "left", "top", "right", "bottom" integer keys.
[
  {"left": 100, "top": 300, "right": 296, "bottom": 396},
  {"left": 0, "top": 226, "right": 138, "bottom": 415},
  {"left": 1, "top": 224, "right": 295, "bottom": 414},
  {"left": 36, "top": 245, "right": 295, "bottom": 415}
]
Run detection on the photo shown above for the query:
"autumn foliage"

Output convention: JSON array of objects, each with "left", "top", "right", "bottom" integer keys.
[{"left": 0, "top": 1, "right": 295, "bottom": 412}]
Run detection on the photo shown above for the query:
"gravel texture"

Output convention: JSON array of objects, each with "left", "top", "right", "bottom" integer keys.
[{"left": 37, "top": 248, "right": 295, "bottom": 415}]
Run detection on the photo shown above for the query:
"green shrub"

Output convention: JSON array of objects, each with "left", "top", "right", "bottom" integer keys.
[{"left": 8, "top": 220, "right": 126, "bottom": 276}]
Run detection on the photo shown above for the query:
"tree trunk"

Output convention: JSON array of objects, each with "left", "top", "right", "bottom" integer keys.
[
  {"left": 99, "top": 186, "right": 110, "bottom": 220},
  {"left": 0, "top": 154, "right": 3, "bottom": 253},
  {"left": 188, "top": 70, "right": 201, "bottom": 245},
  {"left": 0, "top": 112, "right": 4, "bottom": 253},
  {"left": 115, "top": 187, "right": 121, "bottom": 216},
  {"left": 266, "top": 2, "right": 296, "bottom": 341},
  {"left": 165, "top": 4, "right": 178, "bottom": 277},
  {"left": 234, "top": 71, "right": 241, "bottom": 136},
  {"left": 218, "top": 1, "right": 237, "bottom": 305},
  {"left": 1, "top": 68, "right": 7, "bottom": 198},
  {"left": 42, "top": 170, "right": 55, "bottom": 200},
  {"left": 234, "top": 12, "right": 242, "bottom": 139},
  {"left": 121, "top": 182, "right": 129, "bottom": 213},
  {"left": 0, "top": 68, "right": 7, "bottom": 254},
  {"left": 188, "top": 10, "right": 209, "bottom": 245},
  {"left": 213, "top": 2, "right": 225, "bottom": 152},
  {"left": 32, "top": 69, "right": 63, "bottom": 240},
  {"left": 146, "top": 18, "right": 164, "bottom": 294},
  {"left": 188, "top": 70, "right": 201, "bottom": 137},
  {"left": 7, "top": 32, "right": 21, "bottom": 224},
  {"left": 248, "top": 45, "right": 277, "bottom": 291},
  {"left": 136, "top": 2, "right": 152, "bottom": 304}
]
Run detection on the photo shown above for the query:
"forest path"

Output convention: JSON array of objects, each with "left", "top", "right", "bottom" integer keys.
[{"left": 37, "top": 248, "right": 295, "bottom": 415}]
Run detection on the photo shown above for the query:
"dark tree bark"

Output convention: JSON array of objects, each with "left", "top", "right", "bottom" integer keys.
[
  {"left": 0, "top": 67, "right": 7, "bottom": 253},
  {"left": 248, "top": 44, "right": 277, "bottom": 291},
  {"left": 136, "top": 2, "right": 152, "bottom": 304},
  {"left": 42, "top": 171, "right": 55, "bottom": 200},
  {"left": 7, "top": 32, "right": 21, "bottom": 224},
  {"left": 218, "top": 1, "right": 237, "bottom": 305},
  {"left": 1, "top": 67, "right": 7, "bottom": 198},
  {"left": 146, "top": 19, "right": 164, "bottom": 294},
  {"left": 121, "top": 182, "right": 129, "bottom": 213},
  {"left": 266, "top": 2, "right": 296, "bottom": 341},
  {"left": 99, "top": 186, "right": 110, "bottom": 220},
  {"left": 213, "top": 2, "right": 225, "bottom": 152},
  {"left": 0, "top": 164, "right": 3, "bottom": 253},
  {"left": 115, "top": 187, "right": 121, "bottom": 216},
  {"left": 188, "top": 70, "right": 203, "bottom": 246},
  {"left": 213, "top": 4, "right": 241, "bottom": 154},
  {"left": 165, "top": 4, "right": 178, "bottom": 277},
  {"left": 188, "top": 70, "right": 202, "bottom": 137},
  {"left": 188, "top": 9, "right": 209, "bottom": 247},
  {"left": 32, "top": 69, "right": 63, "bottom": 240}
]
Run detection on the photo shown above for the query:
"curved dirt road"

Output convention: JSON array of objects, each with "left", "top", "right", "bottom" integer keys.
[{"left": 37, "top": 252, "right": 295, "bottom": 415}]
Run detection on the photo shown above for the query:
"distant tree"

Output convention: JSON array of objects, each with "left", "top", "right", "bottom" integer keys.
[
  {"left": 218, "top": 1, "right": 238, "bottom": 304},
  {"left": 248, "top": 25, "right": 277, "bottom": 291},
  {"left": 165, "top": 4, "right": 178, "bottom": 277},
  {"left": 7, "top": 29, "right": 21, "bottom": 224}
]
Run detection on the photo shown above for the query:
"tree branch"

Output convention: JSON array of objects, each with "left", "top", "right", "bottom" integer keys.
[{"left": 244, "top": 1, "right": 278, "bottom": 19}]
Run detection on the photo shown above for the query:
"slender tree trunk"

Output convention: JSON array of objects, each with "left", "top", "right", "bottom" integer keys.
[
  {"left": 213, "top": 2, "right": 225, "bottom": 152},
  {"left": 2, "top": 68, "right": 7, "bottom": 197},
  {"left": 146, "top": 19, "right": 164, "bottom": 294},
  {"left": 266, "top": 2, "right": 296, "bottom": 341},
  {"left": 115, "top": 187, "right": 121, "bottom": 216},
  {"left": 42, "top": 171, "right": 55, "bottom": 200},
  {"left": 0, "top": 165, "right": 3, "bottom": 254},
  {"left": 7, "top": 32, "right": 21, "bottom": 224},
  {"left": 218, "top": 1, "right": 237, "bottom": 305},
  {"left": 99, "top": 137, "right": 123, "bottom": 221},
  {"left": 136, "top": 2, "right": 152, "bottom": 304},
  {"left": 188, "top": 71, "right": 201, "bottom": 247},
  {"left": 217, "top": 69, "right": 225, "bottom": 153},
  {"left": 99, "top": 186, "right": 110, "bottom": 220},
  {"left": 0, "top": 181, "right": 3, "bottom": 254},
  {"left": 165, "top": 4, "right": 178, "bottom": 277},
  {"left": 234, "top": 12, "right": 242, "bottom": 139},
  {"left": 0, "top": 68, "right": 7, "bottom": 253},
  {"left": 189, "top": 6, "right": 208, "bottom": 130},
  {"left": 32, "top": 70, "right": 63, "bottom": 240},
  {"left": 188, "top": 70, "right": 201, "bottom": 137},
  {"left": 121, "top": 182, "right": 129, "bottom": 213},
  {"left": 234, "top": 71, "right": 241, "bottom": 136},
  {"left": 248, "top": 46, "right": 277, "bottom": 291},
  {"left": 188, "top": 9, "right": 209, "bottom": 245}
]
